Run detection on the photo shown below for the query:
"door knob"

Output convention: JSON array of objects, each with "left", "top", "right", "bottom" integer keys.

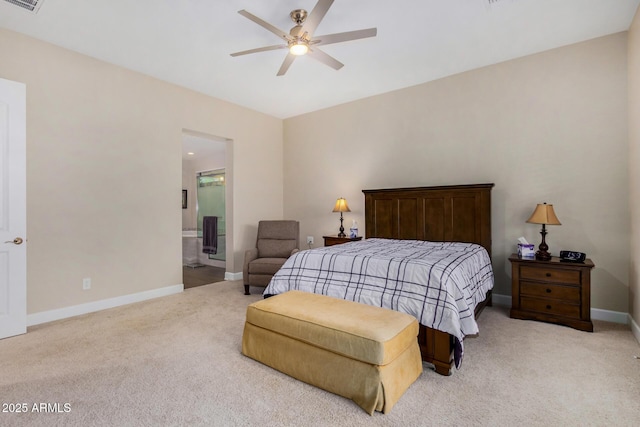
[{"left": 4, "top": 237, "right": 23, "bottom": 245}]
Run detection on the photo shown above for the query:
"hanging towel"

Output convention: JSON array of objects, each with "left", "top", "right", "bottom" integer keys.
[{"left": 202, "top": 216, "right": 218, "bottom": 255}]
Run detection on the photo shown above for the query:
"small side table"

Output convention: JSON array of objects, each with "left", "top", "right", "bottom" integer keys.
[
  {"left": 509, "top": 254, "right": 594, "bottom": 332},
  {"left": 323, "top": 235, "right": 363, "bottom": 247}
]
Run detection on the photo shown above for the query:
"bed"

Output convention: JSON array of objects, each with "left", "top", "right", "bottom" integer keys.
[{"left": 264, "top": 183, "right": 494, "bottom": 375}]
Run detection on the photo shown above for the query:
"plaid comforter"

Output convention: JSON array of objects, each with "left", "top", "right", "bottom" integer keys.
[{"left": 263, "top": 238, "right": 494, "bottom": 368}]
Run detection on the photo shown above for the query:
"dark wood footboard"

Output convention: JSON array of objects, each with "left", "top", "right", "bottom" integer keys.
[
  {"left": 419, "top": 290, "right": 493, "bottom": 375},
  {"left": 418, "top": 325, "right": 455, "bottom": 376}
]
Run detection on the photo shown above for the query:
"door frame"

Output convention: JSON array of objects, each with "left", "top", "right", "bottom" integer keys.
[{"left": 0, "top": 77, "right": 27, "bottom": 339}]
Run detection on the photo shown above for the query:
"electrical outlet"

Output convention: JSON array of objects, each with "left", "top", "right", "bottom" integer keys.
[
  {"left": 306, "top": 236, "right": 314, "bottom": 245},
  {"left": 83, "top": 277, "right": 91, "bottom": 290}
]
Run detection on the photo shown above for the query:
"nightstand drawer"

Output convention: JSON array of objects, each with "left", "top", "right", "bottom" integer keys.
[
  {"left": 520, "top": 296, "right": 580, "bottom": 319},
  {"left": 520, "top": 281, "right": 580, "bottom": 302},
  {"left": 520, "top": 266, "right": 581, "bottom": 285}
]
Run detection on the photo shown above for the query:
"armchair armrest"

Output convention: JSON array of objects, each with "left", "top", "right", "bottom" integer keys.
[{"left": 243, "top": 248, "right": 258, "bottom": 279}]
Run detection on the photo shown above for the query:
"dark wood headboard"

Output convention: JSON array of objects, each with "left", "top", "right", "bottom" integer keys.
[{"left": 362, "top": 184, "right": 494, "bottom": 257}]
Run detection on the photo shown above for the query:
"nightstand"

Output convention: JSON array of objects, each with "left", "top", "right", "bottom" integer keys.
[
  {"left": 323, "top": 235, "right": 363, "bottom": 247},
  {"left": 509, "top": 254, "right": 594, "bottom": 332}
]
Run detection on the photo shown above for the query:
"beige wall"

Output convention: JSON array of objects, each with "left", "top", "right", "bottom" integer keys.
[
  {"left": 629, "top": 10, "right": 640, "bottom": 327},
  {"left": 284, "top": 33, "right": 629, "bottom": 312},
  {"left": 0, "top": 29, "right": 283, "bottom": 314}
]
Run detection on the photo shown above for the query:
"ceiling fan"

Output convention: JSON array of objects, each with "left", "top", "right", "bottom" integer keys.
[{"left": 230, "top": 0, "right": 377, "bottom": 76}]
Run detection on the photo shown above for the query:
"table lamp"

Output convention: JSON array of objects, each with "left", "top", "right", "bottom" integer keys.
[
  {"left": 332, "top": 198, "right": 351, "bottom": 237},
  {"left": 526, "top": 202, "right": 561, "bottom": 261}
]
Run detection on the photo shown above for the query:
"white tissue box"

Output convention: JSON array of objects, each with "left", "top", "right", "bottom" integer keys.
[{"left": 518, "top": 244, "right": 535, "bottom": 258}]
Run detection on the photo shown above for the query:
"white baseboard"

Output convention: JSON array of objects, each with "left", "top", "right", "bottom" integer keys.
[
  {"left": 491, "top": 293, "right": 628, "bottom": 325},
  {"left": 591, "top": 307, "right": 629, "bottom": 324},
  {"left": 27, "top": 284, "right": 184, "bottom": 327},
  {"left": 225, "top": 271, "right": 242, "bottom": 281}
]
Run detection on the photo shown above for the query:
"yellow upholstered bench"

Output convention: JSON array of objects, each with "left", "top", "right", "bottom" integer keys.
[{"left": 241, "top": 290, "right": 423, "bottom": 415}]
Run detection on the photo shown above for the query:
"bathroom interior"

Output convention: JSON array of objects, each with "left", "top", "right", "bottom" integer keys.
[{"left": 182, "top": 132, "right": 227, "bottom": 289}]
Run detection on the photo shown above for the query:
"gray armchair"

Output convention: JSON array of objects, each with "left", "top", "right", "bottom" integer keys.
[{"left": 243, "top": 220, "right": 300, "bottom": 295}]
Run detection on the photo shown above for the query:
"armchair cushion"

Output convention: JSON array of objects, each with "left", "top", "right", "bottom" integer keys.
[
  {"left": 249, "top": 258, "right": 289, "bottom": 275},
  {"left": 258, "top": 239, "right": 298, "bottom": 258}
]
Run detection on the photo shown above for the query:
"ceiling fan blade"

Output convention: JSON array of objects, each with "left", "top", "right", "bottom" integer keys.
[
  {"left": 312, "top": 28, "right": 377, "bottom": 46},
  {"left": 307, "top": 47, "right": 344, "bottom": 71},
  {"left": 277, "top": 53, "right": 297, "bottom": 76},
  {"left": 238, "top": 9, "right": 291, "bottom": 41},
  {"left": 230, "top": 44, "right": 287, "bottom": 57},
  {"left": 303, "top": 0, "right": 334, "bottom": 35}
]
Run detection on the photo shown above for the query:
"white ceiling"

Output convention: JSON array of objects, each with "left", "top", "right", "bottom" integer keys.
[{"left": 0, "top": 0, "right": 638, "bottom": 119}]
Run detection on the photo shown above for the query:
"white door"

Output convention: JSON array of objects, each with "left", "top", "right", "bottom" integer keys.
[{"left": 0, "top": 78, "right": 27, "bottom": 339}]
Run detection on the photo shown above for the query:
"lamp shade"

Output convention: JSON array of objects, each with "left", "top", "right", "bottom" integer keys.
[
  {"left": 526, "top": 203, "right": 561, "bottom": 225},
  {"left": 332, "top": 198, "right": 351, "bottom": 213}
]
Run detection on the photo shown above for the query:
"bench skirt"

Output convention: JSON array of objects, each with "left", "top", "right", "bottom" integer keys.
[{"left": 242, "top": 295, "right": 423, "bottom": 415}]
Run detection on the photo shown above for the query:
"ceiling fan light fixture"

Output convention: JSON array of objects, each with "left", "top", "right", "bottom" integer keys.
[
  {"left": 289, "top": 40, "right": 309, "bottom": 56},
  {"left": 231, "top": 0, "right": 378, "bottom": 75}
]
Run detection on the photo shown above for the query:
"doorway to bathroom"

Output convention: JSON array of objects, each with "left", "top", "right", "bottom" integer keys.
[
  {"left": 182, "top": 131, "right": 228, "bottom": 289},
  {"left": 196, "top": 169, "right": 226, "bottom": 264}
]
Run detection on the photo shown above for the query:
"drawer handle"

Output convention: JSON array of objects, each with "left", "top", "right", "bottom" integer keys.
[
  {"left": 546, "top": 305, "right": 552, "bottom": 310},
  {"left": 546, "top": 288, "right": 552, "bottom": 293},
  {"left": 545, "top": 273, "right": 552, "bottom": 277}
]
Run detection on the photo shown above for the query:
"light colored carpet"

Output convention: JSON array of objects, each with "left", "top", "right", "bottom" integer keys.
[{"left": 1, "top": 280, "right": 639, "bottom": 427}]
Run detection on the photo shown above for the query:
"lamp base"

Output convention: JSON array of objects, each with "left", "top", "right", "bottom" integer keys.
[
  {"left": 535, "top": 250, "right": 552, "bottom": 261},
  {"left": 535, "top": 224, "right": 552, "bottom": 261},
  {"left": 338, "top": 213, "right": 346, "bottom": 238}
]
